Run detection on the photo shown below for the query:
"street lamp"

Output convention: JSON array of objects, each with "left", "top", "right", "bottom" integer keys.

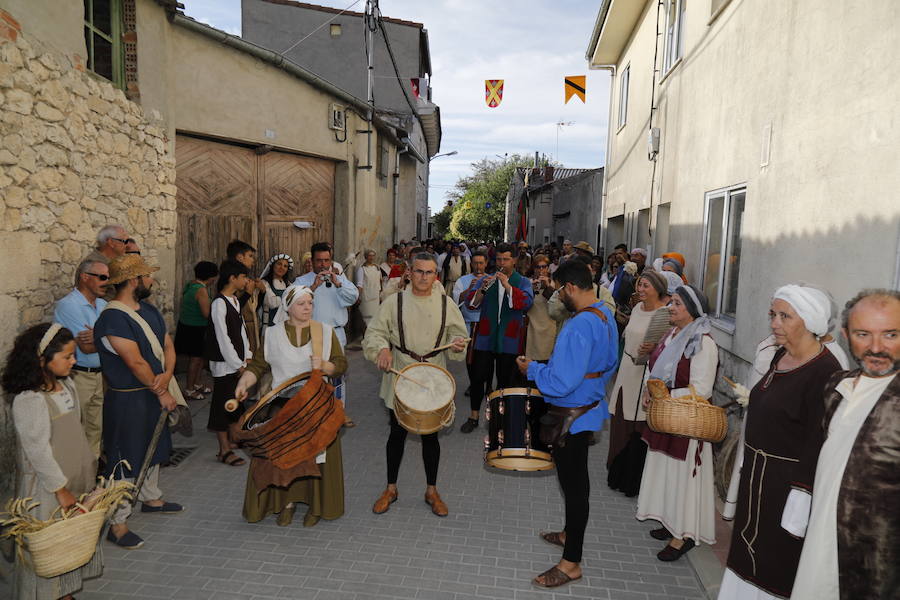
[{"left": 431, "top": 150, "right": 458, "bottom": 159}]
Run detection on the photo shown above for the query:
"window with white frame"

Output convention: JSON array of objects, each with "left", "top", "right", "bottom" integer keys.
[
  {"left": 617, "top": 65, "right": 629, "bottom": 130},
  {"left": 701, "top": 186, "right": 745, "bottom": 321},
  {"left": 663, "top": 0, "right": 685, "bottom": 74}
]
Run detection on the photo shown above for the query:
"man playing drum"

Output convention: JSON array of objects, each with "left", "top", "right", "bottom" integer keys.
[
  {"left": 516, "top": 260, "right": 619, "bottom": 588},
  {"left": 363, "top": 253, "right": 468, "bottom": 517}
]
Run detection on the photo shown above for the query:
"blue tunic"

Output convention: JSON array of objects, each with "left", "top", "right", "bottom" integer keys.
[
  {"left": 94, "top": 301, "right": 172, "bottom": 477},
  {"left": 527, "top": 301, "right": 619, "bottom": 434}
]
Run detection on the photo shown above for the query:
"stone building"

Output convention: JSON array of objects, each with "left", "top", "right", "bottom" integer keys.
[{"left": 0, "top": 0, "right": 423, "bottom": 356}]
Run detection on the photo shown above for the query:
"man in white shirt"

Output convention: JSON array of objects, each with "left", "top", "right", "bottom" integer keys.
[{"left": 791, "top": 289, "right": 900, "bottom": 600}]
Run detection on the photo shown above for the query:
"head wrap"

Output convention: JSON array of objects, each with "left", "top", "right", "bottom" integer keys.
[
  {"left": 662, "top": 252, "right": 686, "bottom": 267},
  {"left": 630, "top": 247, "right": 647, "bottom": 258},
  {"left": 661, "top": 271, "right": 683, "bottom": 295},
  {"left": 772, "top": 284, "right": 831, "bottom": 337},
  {"left": 259, "top": 253, "right": 294, "bottom": 280},
  {"left": 652, "top": 258, "right": 664, "bottom": 272},
  {"left": 273, "top": 284, "right": 313, "bottom": 324},
  {"left": 662, "top": 258, "right": 684, "bottom": 276},
  {"left": 38, "top": 323, "right": 63, "bottom": 357},
  {"left": 639, "top": 270, "right": 667, "bottom": 298},
  {"left": 649, "top": 285, "right": 712, "bottom": 387}
]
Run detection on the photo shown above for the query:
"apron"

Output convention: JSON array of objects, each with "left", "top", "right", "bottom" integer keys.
[
  {"left": 359, "top": 265, "right": 382, "bottom": 321},
  {"left": 32, "top": 386, "right": 97, "bottom": 500}
]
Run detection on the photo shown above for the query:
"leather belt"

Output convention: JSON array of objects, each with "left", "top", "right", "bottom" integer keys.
[
  {"left": 584, "top": 371, "right": 604, "bottom": 379},
  {"left": 72, "top": 365, "right": 102, "bottom": 373}
]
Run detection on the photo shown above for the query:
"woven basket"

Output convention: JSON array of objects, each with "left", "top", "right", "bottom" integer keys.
[
  {"left": 25, "top": 504, "right": 105, "bottom": 577},
  {"left": 646, "top": 381, "right": 728, "bottom": 443}
]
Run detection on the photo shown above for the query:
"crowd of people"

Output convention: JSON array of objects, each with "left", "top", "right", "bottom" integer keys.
[{"left": 2, "top": 225, "right": 897, "bottom": 599}]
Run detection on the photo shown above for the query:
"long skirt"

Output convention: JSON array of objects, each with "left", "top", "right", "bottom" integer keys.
[
  {"left": 242, "top": 437, "right": 344, "bottom": 525},
  {"left": 607, "top": 389, "right": 648, "bottom": 468},
  {"left": 635, "top": 440, "right": 717, "bottom": 544}
]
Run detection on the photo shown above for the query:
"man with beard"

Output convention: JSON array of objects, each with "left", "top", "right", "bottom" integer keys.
[
  {"left": 94, "top": 254, "right": 183, "bottom": 549},
  {"left": 791, "top": 289, "right": 900, "bottom": 600},
  {"left": 515, "top": 259, "right": 618, "bottom": 588}
]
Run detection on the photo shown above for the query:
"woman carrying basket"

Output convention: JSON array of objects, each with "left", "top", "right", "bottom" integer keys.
[
  {"left": 2, "top": 323, "right": 101, "bottom": 600},
  {"left": 635, "top": 285, "right": 719, "bottom": 561},
  {"left": 232, "top": 284, "right": 347, "bottom": 527}
]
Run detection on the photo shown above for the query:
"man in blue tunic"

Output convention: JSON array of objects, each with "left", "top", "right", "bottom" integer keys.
[
  {"left": 94, "top": 254, "right": 183, "bottom": 550},
  {"left": 516, "top": 259, "right": 618, "bottom": 588}
]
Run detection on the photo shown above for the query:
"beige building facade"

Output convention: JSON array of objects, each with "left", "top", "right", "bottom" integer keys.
[
  {"left": 587, "top": 0, "right": 900, "bottom": 380},
  {"left": 0, "top": 0, "right": 418, "bottom": 355}
]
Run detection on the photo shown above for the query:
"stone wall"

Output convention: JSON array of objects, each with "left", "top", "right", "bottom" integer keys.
[{"left": 0, "top": 10, "right": 177, "bottom": 359}]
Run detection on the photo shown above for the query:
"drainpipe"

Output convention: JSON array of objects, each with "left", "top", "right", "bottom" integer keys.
[
  {"left": 393, "top": 145, "right": 408, "bottom": 243},
  {"left": 589, "top": 63, "right": 615, "bottom": 254}
]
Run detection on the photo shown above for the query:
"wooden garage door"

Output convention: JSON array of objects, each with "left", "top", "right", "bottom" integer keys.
[
  {"left": 259, "top": 151, "right": 334, "bottom": 269},
  {"left": 174, "top": 135, "right": 335, "bottom": 312}
]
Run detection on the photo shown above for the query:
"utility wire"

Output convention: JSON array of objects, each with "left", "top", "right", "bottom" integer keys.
[
  {"left": 280, "top": 0, "right": 363, "bottom": 55},
  {"left": 377, "top": 19, "right": 427, "bottom": 143}
]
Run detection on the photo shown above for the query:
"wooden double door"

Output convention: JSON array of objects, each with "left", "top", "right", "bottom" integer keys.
[{"left": 174, "top": 134, "right": 335, "bottom": 309}]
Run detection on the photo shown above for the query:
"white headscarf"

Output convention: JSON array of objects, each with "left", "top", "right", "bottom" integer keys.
[
  {"left": 648, "top": 285, "right": 712, "bottom": 387},
  {"left": 661, "top": 271, "right": 683, "bottom": 295},
  {"left": 273, "top": 284, "right": 313, "bottom": 324},
  {"left": 772, "top": 284, "right": 831, "bottom": 337}
]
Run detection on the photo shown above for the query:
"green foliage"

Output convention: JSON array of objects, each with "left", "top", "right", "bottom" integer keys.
[
  {"left": 443, "top": 154, "right": 553, "bottom": 241},
  {"left": 432, "top": 204, "right": 453, "bottom": 239}
]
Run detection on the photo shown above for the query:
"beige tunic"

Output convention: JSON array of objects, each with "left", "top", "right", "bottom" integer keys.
[
  {"left": 362, "top": 288, "right": 468, "bottom": 408},
  {"left": 608, "top": 302, "right": 666, "bottom": 419},
  {"left": 525, "top": 291, "right": 557, "bottom": 361}
]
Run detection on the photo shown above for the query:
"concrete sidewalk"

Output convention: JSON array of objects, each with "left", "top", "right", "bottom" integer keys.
[{"left": 8, "top": 351, "right": 709, "bottom": 599}]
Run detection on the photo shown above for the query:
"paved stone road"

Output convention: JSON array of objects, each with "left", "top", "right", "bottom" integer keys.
[{"left": 12, "top": 351, "right": 707, "bottom": 600}]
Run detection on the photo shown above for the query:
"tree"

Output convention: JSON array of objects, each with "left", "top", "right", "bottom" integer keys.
[
  {"left": 431, "top": 204, "right": 453, "bottom": 239},
  {"left": 443, "top": 154, "right": 554, "bottom": 241}
]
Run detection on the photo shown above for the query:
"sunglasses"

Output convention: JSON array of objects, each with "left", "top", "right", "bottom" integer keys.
[
  {"left": 110, "top": 237, "right": 129, "bottom": 244},
  {"left": 85, "top": 272, "right": 110, "bottom": 281}
]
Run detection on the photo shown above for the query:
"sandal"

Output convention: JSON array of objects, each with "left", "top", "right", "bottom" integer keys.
[
  {"left": 532, "top": 566, "right": 581, "bottom": 588},
  {"left": 217, "top": 450, "right": 245, "bottom": 466},
  {"left": 539, "top": 531, "right": 565, "bottom": 548},
  {"left": 186, "top": 390, "right": 205, "bottom": 401}
]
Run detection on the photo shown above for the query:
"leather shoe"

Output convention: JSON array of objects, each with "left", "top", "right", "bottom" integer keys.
[
  {"left": 649, "top": 526, "right": 673, "bottom": 540},
  {"left": 657, "top": 538, "right": 695, "bottom": 561},
  {"left": 424, "top": 490, "right": 448, "bottom": 517},
  {"left": 460, "top": 418, "right": 478, "bottom": 433},
  {"left": 276, "top": 504, "right": 295, "bottom": 527},
  {"left": 372, "top": 488, "right": 398, "bottom": 514}
]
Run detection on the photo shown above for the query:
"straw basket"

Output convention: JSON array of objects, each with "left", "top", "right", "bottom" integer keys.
[
  {"left": 646, "top": 380, "right": 727, "bottom": 443},
  {"left": 25, "top": 505, "right": 106, "bottom": 577}
]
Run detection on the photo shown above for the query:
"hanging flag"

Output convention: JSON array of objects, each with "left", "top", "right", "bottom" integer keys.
[
  {"left": 485, "top": 79, "right": 504, "bottom": 108},
  {"left": 564, "top": 75, "right": 586, "bottom": 103},
  {"left": 410, "top": 78, "right": 421, "bottom": 98}
]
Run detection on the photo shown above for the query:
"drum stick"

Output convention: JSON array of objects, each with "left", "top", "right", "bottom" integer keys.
[
  {"left": 390, "top": 368, "right": 428, "bottom": 388},
  {"left": 722, "top": 376, "right": 738, "bottom": 389},
  {"left": 428, "top": 338, "right": 472, "bottom": 354},
  {"left": 225, "top": 398, "right": 240, "bottom": 413}
]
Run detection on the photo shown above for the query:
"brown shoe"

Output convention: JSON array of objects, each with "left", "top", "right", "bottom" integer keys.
[
  {"left": 372, "top": 488, "right": 398, "bottom": 514},
  {"left": 424, "top": 490, "right": 448, "bottom": 517}
]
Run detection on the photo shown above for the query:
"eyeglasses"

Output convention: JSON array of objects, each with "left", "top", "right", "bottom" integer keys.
[
  {"left": 110, "top": 237, "right": 128, "bottom": 244},
  {"left": 534, "top": 264, "right": 549, "bottom": 269},
  {"left": 125, "top": 238, "right": 136, "bottom": 245},
  {"left": 85, "top": 272, "right": 110, "bottom": 281},
  {"left": 412, "top": 269, "right": 436, "bottom": 277}
]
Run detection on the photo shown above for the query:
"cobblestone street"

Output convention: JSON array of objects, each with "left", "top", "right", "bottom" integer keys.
[{"left": 55, "top": 351, "right": 706, "bottom": 600}]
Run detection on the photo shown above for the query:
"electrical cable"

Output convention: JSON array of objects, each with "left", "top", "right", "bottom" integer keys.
[
  {"left": 279, "top": 0, "right": 363, "bottom": 56},
  {"left": 377, "top": 18, "right": 427, "bottom": 141},
  {"left": 647, "top": 0, "right": 664, "bottom": 241}
]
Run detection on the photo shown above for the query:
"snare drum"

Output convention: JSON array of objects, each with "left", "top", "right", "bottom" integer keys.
[
  {"left": 393, "top": 362, "right": 456, "bottom": 434},
  {"left": 484, "top": 388, "right": 554, "bottom": 471}
]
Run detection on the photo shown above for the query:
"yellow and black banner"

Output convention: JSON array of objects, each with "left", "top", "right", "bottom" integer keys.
[{"left": 564, "top": 75, "right": 586, "bottom": 103}]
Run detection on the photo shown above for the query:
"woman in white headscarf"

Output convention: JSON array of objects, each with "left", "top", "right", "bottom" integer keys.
[
  {"left": 717, "top": 284, "right": 846, "bottom": 600},
  {"left": 636, "top": 285, "right": 719, "bottom": 562},
  {"left": 233, "top": 285, "right": 347, "bottom": 527}
]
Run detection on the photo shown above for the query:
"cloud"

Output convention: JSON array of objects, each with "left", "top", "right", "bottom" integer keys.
[{"left": 181, "top": 0, "right": 611, "bottom": 211}]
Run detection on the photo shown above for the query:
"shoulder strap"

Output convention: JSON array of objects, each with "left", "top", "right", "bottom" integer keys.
[
  {"left": 310, "top": 320, "right": 324, "bottom": 358},
  {"left": 577, "top": 305, "right": 608, "bottom": 322},
  {"left": 432, "top": 294, "right": 448, "bottom": 351},
  {"left": 397, "top": 290, "right": 407, "bottom": 352}
]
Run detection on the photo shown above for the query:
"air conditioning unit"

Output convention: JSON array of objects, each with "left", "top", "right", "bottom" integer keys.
[{"left": 329, "top": 104, "right": 346, "bottom": 131}]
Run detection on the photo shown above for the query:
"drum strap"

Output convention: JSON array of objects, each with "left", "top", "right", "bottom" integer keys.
[
  {"left": 395, "top": 291, "right": 447, "bottom": 362},
  {"left": 575, "top": 306, "right": 608, "bottom": 379}
]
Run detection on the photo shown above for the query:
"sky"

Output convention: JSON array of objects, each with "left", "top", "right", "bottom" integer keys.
[{"left": 180, "top": 0, "right": 611, "bottom": 213}]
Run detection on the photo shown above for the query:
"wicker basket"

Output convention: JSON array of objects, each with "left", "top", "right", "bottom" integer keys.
[
  {"left": 646, "top": 380, "right": 728, "bottom": 443},
  {"left": 25, "top": 505, "right": 106, "bottom": 577}
]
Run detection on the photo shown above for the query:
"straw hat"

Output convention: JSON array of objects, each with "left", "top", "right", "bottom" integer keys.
[
  {"left": 574, "top": 241, "right": 595, "bottom": 254},
  {"left": 107, "top": 254, "right": 160, "bottom": 285}
]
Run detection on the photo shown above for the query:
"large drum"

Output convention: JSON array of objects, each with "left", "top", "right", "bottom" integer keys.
[
  {"left": 393, "top": 362, "right": 456, "bottom": 435},
  {"left": 484, "top": 388, "right": 553, "bottom": 471}
]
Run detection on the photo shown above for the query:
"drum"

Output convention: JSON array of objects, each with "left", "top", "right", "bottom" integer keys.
[
  {"left": 393, "top": 362, "right": 456, "bottom": 434},
  {"left": 484, "top": 388, "right": 554, "bottom": 471}
]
